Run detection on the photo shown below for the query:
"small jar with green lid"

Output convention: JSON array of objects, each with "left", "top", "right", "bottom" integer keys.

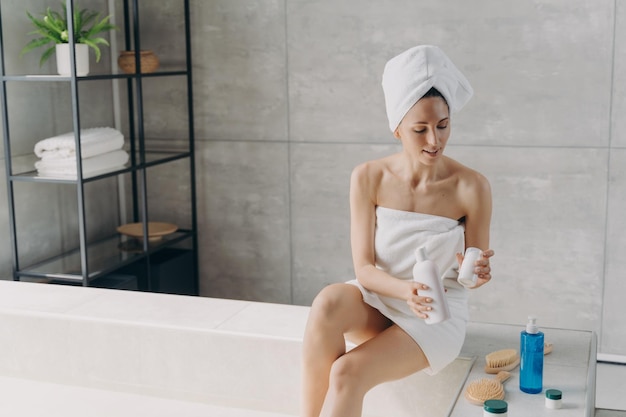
[
  {"left": 545, "top": 389, "right": 563, "bottom": 409},
  {"left": 483, "top": 399, "right": 508, "bottom": 416}
]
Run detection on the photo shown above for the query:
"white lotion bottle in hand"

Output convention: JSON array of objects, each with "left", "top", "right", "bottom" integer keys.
[
  {"left": 458, "top": 247, "right": 482, "bottom": 288},
  {"left": 413, "top": 246, "right": 450, "bottom": 324}
]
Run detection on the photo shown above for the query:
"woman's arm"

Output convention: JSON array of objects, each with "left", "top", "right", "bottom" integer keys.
[
  {"left": 350, "top": 163, "right": 427, "bottom": 305},
  {"left": 459, "top": 170, "right": 494, "bottom": 288}
]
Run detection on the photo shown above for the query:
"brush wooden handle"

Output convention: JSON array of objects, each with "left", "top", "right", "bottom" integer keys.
[{"left": 495, "top": 370, "right": 511, "bottom": 383}]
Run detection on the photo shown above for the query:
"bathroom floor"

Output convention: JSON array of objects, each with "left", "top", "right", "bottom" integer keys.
[{"left": 595, "top": 362, "right": 626, "bottom": 416}]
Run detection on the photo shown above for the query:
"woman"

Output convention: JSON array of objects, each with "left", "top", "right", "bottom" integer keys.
[{"left": 301, "top": 45, "right": 495, "bottom": 417}]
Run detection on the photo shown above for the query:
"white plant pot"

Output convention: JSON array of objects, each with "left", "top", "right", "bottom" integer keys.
[{"left": 55, "top": 43, "right": 89, "bottom": 76}]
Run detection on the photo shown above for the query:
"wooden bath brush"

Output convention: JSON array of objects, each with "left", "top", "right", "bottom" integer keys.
[
  {"left": 484, "top": 343, "right": 553, "bottom": 374},
  {"left": 464, "top": 371, "right": 511, "bottom": 406},
  {"left": 484, "top": 349, "right": 520, "bottom": 374}
]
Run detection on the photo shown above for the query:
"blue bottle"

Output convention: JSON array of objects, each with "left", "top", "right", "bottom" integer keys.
[{"left": 520, "top": 316, "right": 544, "bottom": 394}]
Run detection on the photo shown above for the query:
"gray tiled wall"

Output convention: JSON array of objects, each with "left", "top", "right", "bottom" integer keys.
[
  {"left": 1, "top": 0, "right": 625, "bottom": 357},
  {"left": 188, "top": 0, "right": 626, "bottom": 356},
  {"left": 196, "top": 140, "right": 291, "bottom": 302}
]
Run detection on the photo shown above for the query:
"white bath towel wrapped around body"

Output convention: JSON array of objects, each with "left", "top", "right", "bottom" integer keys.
[
  {"left": 34, "top": 127, "right": 124, "bottom": 160},
  {"left": 346, "top": 206, "right": 468, "bottom": 375}
]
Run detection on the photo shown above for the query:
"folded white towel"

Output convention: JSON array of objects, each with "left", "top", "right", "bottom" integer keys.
[
  {"left": 34, "top": 127, "right": 124, "bottom": 160},
  {"left": 382, "top": 45, "right": 473, "bottom": 132},
  {"left": 35, "top": 150, "right": 129, "bottom": 179}
]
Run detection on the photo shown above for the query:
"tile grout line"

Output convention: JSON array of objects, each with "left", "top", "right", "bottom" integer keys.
[{"left": 283, "top": 0, "right": 295, "bottom": 306}]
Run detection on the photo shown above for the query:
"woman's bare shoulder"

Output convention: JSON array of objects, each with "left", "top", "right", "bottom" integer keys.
[
  {"left": 350, "top": 156, "right": 399, "bottom": 204},
  {"left": 351, "top": 155, "right": 395, "bottom": 183},
  {"left": 444, "top": 157, "right": 492, "bottom": 209},
  {"left": 446, "top": 157, "right": 490, "bottom": 189}
]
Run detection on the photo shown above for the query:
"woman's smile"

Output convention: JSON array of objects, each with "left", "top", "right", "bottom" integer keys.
[{"left": 422, "top": 147, "right": 440, "bottom": 157}]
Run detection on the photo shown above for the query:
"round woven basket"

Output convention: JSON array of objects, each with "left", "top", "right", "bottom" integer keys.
[{"left": 118, "top": 50, "right": 160, "bottom": 74}]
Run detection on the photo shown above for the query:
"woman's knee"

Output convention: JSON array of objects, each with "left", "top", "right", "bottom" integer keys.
[
  {"left": 310, "top": 284, "right": 354, "bottom": 321},
  {"left": 328, "top": 354, "right": 368, "bottom": 395}
]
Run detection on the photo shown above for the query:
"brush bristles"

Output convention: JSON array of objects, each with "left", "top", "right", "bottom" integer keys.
[
  {"left": 485, "top": 348, "right": 517, "bottom": 368},
  {"left": 465, "top": 379, "right": 505, "bottom": 402}
]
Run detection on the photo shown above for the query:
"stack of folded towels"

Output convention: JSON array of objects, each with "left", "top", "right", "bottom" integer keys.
[{"left": 34, "top": 127, "right": 129, "bottom": 179}]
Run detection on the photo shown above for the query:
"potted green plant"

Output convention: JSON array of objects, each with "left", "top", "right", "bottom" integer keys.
[{"left": 21, "top": 3, "right": 117, "bottom": 76}]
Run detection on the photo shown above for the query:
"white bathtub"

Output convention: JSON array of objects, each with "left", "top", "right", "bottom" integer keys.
[{"left": 0, "top": 280, "right": 595, "bottom": 417}]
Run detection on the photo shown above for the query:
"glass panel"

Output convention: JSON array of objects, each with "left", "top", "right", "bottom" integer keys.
[
  {"left": 5, "top": 81, "right": 74, "bottom": 176},
  {"left": 141, "top": 75, "right": 190, "bottom": 150},
  {"left": 112, "top": 0, "right": 187, "bottom": 75},
  {"left": 4, "top": 78, "right": 118, "bottom": 178},
  {"left": 145, "top": 157, "right": 193, "bottom": 231},
  {"left": 20, "top": 231, "right": 192, "bottom": 280},
  {"left": 2, "top": 0, "right": 117, "bottom": 77}
]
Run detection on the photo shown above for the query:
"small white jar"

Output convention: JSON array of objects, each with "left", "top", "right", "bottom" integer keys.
[
  {"left": 484, "top": 399, "right": 508, "bottom": 416},
  {"left": 545, "top": 389, "right": 563, "bottom": 409}
]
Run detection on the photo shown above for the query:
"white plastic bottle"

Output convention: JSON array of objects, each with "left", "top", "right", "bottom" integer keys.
[
  {"left": 458, "top": 247, "right": 481, "bottom": 288},
  {"left": 413, "top": 246, "right": 450, "bottom": 325}
]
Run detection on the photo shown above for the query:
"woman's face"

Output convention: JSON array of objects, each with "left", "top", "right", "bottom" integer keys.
[{"left": 394, "top": 96, "right": 450, "bottom": 164}]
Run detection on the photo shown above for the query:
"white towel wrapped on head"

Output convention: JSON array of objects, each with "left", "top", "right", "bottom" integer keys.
[
  {"left": 382, "top": 45, "right": 473, "bottom": 132},
  {"left": 34, "top": 127, "right": 124, "bottom": 160}
]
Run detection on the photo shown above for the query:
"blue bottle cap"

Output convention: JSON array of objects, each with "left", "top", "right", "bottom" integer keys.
[
  {"left": 484, "top": 399, "right": 508, "bottom": 413},
  {"left": 546, "top": 389, "right": 562, "bottom": 400}
]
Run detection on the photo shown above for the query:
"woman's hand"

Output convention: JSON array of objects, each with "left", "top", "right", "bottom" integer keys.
[
  {"left": 406, "top": 281, "right": 433, "bottom": 319},
  {"left": 456, "top": 249, "right": 495, "bottom": 289}
]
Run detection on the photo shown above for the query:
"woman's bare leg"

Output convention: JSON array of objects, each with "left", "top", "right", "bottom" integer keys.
[
  {"left": 301, "top": 284, "right": 391, "bottom": 417},
  {"left": 319, "top": 324, "right": 429, "bottom": 417}
]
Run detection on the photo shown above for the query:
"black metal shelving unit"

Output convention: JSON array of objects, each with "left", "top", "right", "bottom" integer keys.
[{"left": 0, "top": 0, "right": 198, "bottom": 295}]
